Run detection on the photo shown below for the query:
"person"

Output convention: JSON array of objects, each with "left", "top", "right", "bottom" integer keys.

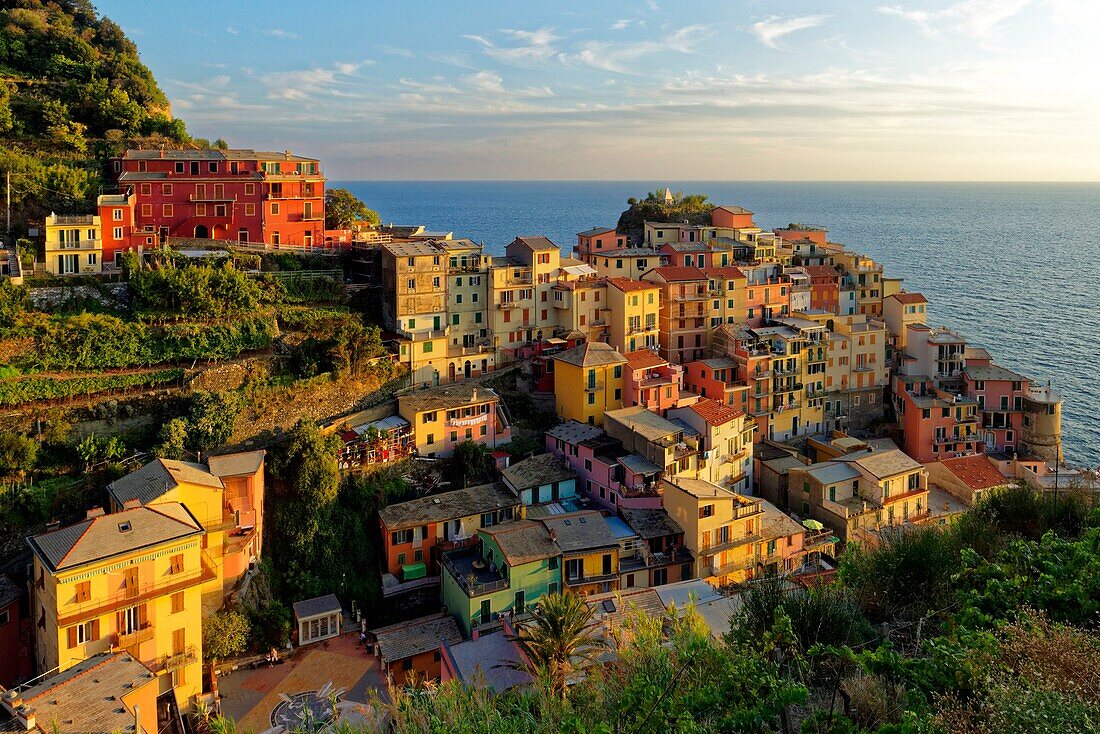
[
  {"left": 266, "top": 647, "right": 279, "bottom": 666},
  {"left": 359, "top": 630, "right": 367, "bottom": 646}
]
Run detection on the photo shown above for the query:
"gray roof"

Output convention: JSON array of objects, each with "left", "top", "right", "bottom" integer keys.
[
  {"left": 846, "top": 449, "right": 922, "bottom": 479},
  {"left": 619, "top": 508, "right": 683, "bottom": 539},
  {"left": 540, "top": 511, "right": 619, "bottom": 553},
  {"left": 760, "top": 501, "right": 805, "bottom": 539},
  {"left": 107, "top": 458, "right": 223, "bottom": 507},
  {"left": 546, "top": 420, "right": 604, "bottom": 445},
  {"left": 28, "top": 504, "right": 203, "bottom": 573},
  {"left": 799, "top": 461, "right": 862, "bottom": 485},
  {"left": 501, "top": 454, "right": 575, "bottom": 491},
  {"left": 553, "top": 341, "right": 628, "bottom": 368},
  {"left": 398, "top": 384, "right": 501, "bottom": 414},
  {"left": 512, "top": 236, "right": 557, "bottom": 251},
  {"left": 963, "top": 364, "right": 1029, "bottom": 383},
  {"left": 379, "top": 482, "right": 519, "bottom": 530},
  {"left": 587, "top": 587, "right": 667, "bottom": 628},
  {"left": 445, "top": 630, "right": 533, "bottom": 691},
  {"left": 207, "top": 450, "right": 265, "bottom": 477},
  {"left": 372, "top": 613, "right": 461, "bottom": 664},
  {"left": 577, "top": 227, "right": 616, "bottom": 238},
  {"left": 605, "top": 406, "right": 681, "bottom": 441},
  {"left": 619, "top": 453, "right": 662, "bottom": 475},
  {"left": 293, "top": 594, "right": 342, "bottom": 620},
  {"left": 0, "top": 574, "right": 21, "bottom": 610},
  {"left": 3, "top": 652, "right": 156, "bottom": 734},
  {"left": 482, "top": 521, "right": 558, "bottom": 565}
]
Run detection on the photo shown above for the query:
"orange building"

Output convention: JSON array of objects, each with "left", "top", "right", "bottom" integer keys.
[
  {"left": 372, "top": 613, "right": 462, "bottom": 685},
  {"left": 622, "top": 348, "right": 684, "bottom": 414},
  {"left": 642, "top": 266, "right": 709, "bottom": 364},
  {"left": 711, "top": 205, "right": 756, "bottom": 229}
]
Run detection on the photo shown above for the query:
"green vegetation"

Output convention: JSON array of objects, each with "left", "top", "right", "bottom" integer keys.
[
  {"left": 0, "top": 0, "right": 192, "bottom": 230},
  {"left": 616, "top": 189, "right": 714, "bottom": 244},
  {"left": 324, "top": 187, "right": 380, "bottom": 230},
  {"left": 441, "top": 440, "right": 496, "bottom": 488},
  {"left": 203, "top": 609, "right": 251, "bottom": 663},
  {"left": 507, "top": 592, "right": 608, "bottom": 697},
  {"left": 0, "top": 368, "right": 183, "bottom": 406}
]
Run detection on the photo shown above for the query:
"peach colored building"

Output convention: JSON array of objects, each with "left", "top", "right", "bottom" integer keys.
[
  {"left": 642, "top": 266, "right": 709, "bottom": 365},
  {"left": 623, "top": 348, "right": 684, "bottom": 415},
  {"left": 682, "top": 358, "right": 751, "bottom": 415}
]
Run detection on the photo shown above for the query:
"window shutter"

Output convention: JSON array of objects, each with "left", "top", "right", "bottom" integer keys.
[
  {"left": 91, "top": 619, "right": 100, "bottom": 641},
  {"left": 138, "top": 604, "right": 148, "bottom": 627},
  {"left": 67, "top": 626, "right": 78, "bottom": 649},
  {"left": 116, "top": 610, "right": 124, "bottom": 633}
]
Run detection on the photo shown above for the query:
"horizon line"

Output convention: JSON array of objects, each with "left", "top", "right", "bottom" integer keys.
[{"left": 326, "top": 178, "right": 1100, "bottom": 184}]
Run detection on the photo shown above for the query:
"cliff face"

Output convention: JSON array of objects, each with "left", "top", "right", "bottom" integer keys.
[
  {"left": 615, "top": 190, "right": 714, "bottom": 244},
  {"left": 0, "top": 0, "right": 190, "bottom": 229}
]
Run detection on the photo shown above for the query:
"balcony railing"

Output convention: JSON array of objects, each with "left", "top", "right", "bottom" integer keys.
[
  {"left": 57, "top": 564, "right": 216, "bottom": 627},
  {"left": 440, "top": 552, "right": 510, "bottom": 598},
  {"left": 116, "top": 625, "right": 155, "bottom": 649},
  {"left": 159, "top": 644, "right": 198, "bottom": 672},
  {"left": 48, "top": 240, "right": 101, "bottom": 251},
  {"left": 497, "top": 301, "right": 518, "bottom": 309},
  {"left": 189, "top": 194, "right": 237, "bottom": 202},
  {"left": 565, "top": 571, "right": 617, "bottom": 587},
  {"left": 701, "top": 532, "right": 761, "bottom": 556}
]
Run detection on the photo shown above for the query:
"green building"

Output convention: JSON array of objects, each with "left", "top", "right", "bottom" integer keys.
[{"left": 441, "top": 520, "right": 561, "bottom": 636}]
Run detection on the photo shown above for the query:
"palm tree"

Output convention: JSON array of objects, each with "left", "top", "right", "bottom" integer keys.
[{"left": 505, "top": 591, "right": 608, "bottom": 696}]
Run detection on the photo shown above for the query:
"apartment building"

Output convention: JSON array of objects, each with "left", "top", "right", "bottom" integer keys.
[
  {"left": 489, "top": 236, "right": 561, "bottom": 353},
  {"left": 605, "top": 406, "right": 702, "bottom": 479},
  {"left": 575, "top": 227, "right": 627, "bottom": 256},
  {"left": 397, "top": 384, "right": 511, "bottom": 458},
  {"left": 667, "top": 399, "right": 755, "bottom": 492},
  {"left": 702, "top": 266, "right": 748, "bottom": 330},
  {"left": 552, "top": 341, "right": 627, "bottom": 426},
  {"left": 27, "top": 504, "right": 208, "bottom": 708},
  {"left": 883, "top": 292, "right": 928, "bottom": 356},
  {"left": 893, "top": 374, "right": 981, "bottom": 462},
  {"left": 789, "top": 265, "right": 841, "bottom": 314},
  {"left": 605, "top": 277, "right": 660, "bottom": 353},
  {"left": 381, "top": 240, "right": 451, "bottom": 383},
  {"left": 544, "top": 421, "right": 663, "bottom": 512},
  {"left": 834, "top": 251, "right": 885, "bottom": 316},
  {"left": 540, "top": 511, "right": 620, "bottom": 596},
  {"left": 551, "top": 272, "right": 608, "bottom": 345},
  {"left": 642, "top": 266, "right": 709, "bottom": 364},
  {"left": 501, "top": 453, "right": 578, "bottom": 507},
  {"left": 105, "top": 451, "right": 266, "bottom": 615},
  {"left": 108, "top": 148, "right": 325, "bottom": 251},
  {"left": 622, "top": 348, "right": 684, "bottom": 414},
  {"left": 813, "top": 314, "right": 889, "bottom": 433},
  {"left": 43, "top": 213, "right": 101, "bottom": 276},
  {"left": 584, "top": 247, "right": 664, "bottom": 280},
  {"left": 682, "top": 358, "right": 750, "bottom": 415},
  {"left": 961, "top": 355, "right": 1030, "bottom": 454},
  {"left": 618, "top": 507, "right": 694, "bottom": 587}
]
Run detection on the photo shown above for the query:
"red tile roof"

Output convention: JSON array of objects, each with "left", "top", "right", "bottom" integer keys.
[
  {"left": 702, "top": 266, "right": 746, "bottom": 280},
  {"left": 891, "top": 292, "right": 927, "bottom": 304},
  {"left": 624, "top": 349, "right": 666, "bottom": 370},
  {"left": 800, "top": 265, "right": 840, "bottom": 278},
  {"left": 607, "top": 277, "right": 658, "bottom": 293},
  {"left": 646, "top": 266, "right": 707, "bottom": 282},
  {"left": 688, "top": 397, "right": 743, "bottom": 425},
  {"left": 940, "top": 455, "right": 1008, "bottom": 490}
]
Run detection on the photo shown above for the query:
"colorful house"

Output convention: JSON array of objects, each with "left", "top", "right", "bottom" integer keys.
[
  {"left": 575, "top": 227, "right": 627, "bottom": 256},
  {"left": 43, "top": 213, "right": 102, "bottom": 276},
  {"left": 892, "top": 374, "right": 981, "bottom": 462},
  {"left": 0, "top": 576, "right": 30, "bottom": 688},
  {"left": 622, "top": 348, "right": 683, "bottom": 415},
  {"left": 641, "top": 266, "right": 709, "bottom": 365},
  {"left": 106, "top": 451, "right": 266, "bottom": 615},
  {"left": 501, "top": 453, "right": 577, "bottom": 507},
  {"left": 372, "top": 613, "right": 462, "bottom": 686},
  {"left": 378, "top": 482, "right": 522, "bottom": 583},
  {"left": 962, "top": 359, "right": 1029, "bottom": 454},
  {"left": 606, "top": 278, "right": 660, "bottom": 353},
  {"left": 682, "top": 358, "right": 749, "bottom": 413},
  {"left": 925, "top": 454, "right": 1012, "bottom": 506},
  {"left": 667, "top": 398, "right": 755, "bottom": 492},
  {"left": 397, "top": 384, "right": 511, "bottom": 458},
  {"left": 540, "top": 511, "right": 620, "bottom": 596},
  {"left": 552, "top": 341, "right": 627, "bottom": 426},
  {"left": 545, "top": 421, "right": 662, "bottom": 511},
  {"left": 27, "top": 504, "right": 209, "bottom": 709},
  {"left": 618, "top": 507, "right": 695, "bottom": 588},
  {"left": 440, "top": 521, "right": 561, "bottom": 636}
]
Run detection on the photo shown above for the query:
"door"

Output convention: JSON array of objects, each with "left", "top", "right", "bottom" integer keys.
[
  {"left": 304, "top": 201, "right": 314, "bottom": 219},
  {"left": 124, "top": 567, "right": 139, "bottom": 598},
  {"left": 433, "top": 316, "right": 441, "bottom": 331},
  {"left": 514, "top": 590, "right": 525, "bottom": 614},
  {"left": 480, "top": 599, "right": 491, "bottom": 624},
  {"left": 464, "top": 361, "right": 472, "bottom": 379},
  {"left": 194, "top": 225, "right": 208, "bottom": 239}
]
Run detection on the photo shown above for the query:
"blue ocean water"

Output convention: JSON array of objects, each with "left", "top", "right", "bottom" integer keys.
[{"left": 337, "top": 181, "right": 1100, "bottom": 467}]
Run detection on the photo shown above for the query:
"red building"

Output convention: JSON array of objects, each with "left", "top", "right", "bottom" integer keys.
[
  {"left": 893, "top": 374, "right": 982, "bottom": 462},
  {"left": 711, "top": 205, "right": 755, "bottom": 229},
  {"left": 576, "top": 227, "right": 627, "bottom": 257},
  {"left": 793, "top": 265, "right": 842, "bottom": 314},
  {"left": 0, "top": 575, "right": 31, "bottom": 687},
  {"left": 961, "top": 352, "right": 1029, "bottom": 454},
  {"left": 100, "top": 148, "right": 326, "bottom": 264}
]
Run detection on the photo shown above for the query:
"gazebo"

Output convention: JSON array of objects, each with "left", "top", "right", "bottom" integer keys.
[{"left": 293, "top": 594, "right": 343, "bottom": 646}]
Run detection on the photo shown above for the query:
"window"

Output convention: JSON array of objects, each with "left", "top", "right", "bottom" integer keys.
[
  {"left": 162, "top": 204, "right": 173, "bottom": 217},
  {"left": 699, "top": 504, "right": 714, "bottom": 518},
  {"left": 141, "top": 204, "right": 151, "bottom": 217},
  {"left": 175, "top": 162, "right": 185, "bottom": 174},
  {"left": 87, "top": 253, "right": 97, "bottom": 265},
  {"left": 170, "top": 554, "right": 184, "bottom": 574},
  {"left": 391, "top": 529, "right": 414, "bottom": 545},
  {"left": 0, "top": 610, "right": 8, "bottom": 626},
  {"left": 162, "top": 183, "right": 173, "bottom": 195},
  {"left": 171, "top": 591, "right": 185, "bottom": 614},
  {"left": 245, "top": 203, "right": 255, "bottom": 216},
  {"left": 75, "top": 581, "right": 91, "bottom": 603},
  {"left": 272, "top": 231, "right": 281, "bottom": 245},
  {"left": 119, "top": 605, "right": 141, "bottom": 635},
  {"left": 613, "top": 365, "right": 622, "bottom": 379},
  {"left": 271, "top": 202, "right": 280, "bottom": 215},
  {"left": 245, "top": 183, "right": 255, "bottom": 195},
  {"left": 196, "top": 203, "right": 207, "bottom": 216},
  {"left": 565, "top": 558, "right": 583, "bottom": 582}
]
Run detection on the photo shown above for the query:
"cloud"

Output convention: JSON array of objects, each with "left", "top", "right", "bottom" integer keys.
[
  {"left": 262, "top": 28, "right": 300, "bottom": 40},
  {"left": 566, "top": 24, "right": 712, "bottom": 73},
  {"left": 750, "top": 15, "right": 828, "bottom": 49},
  {"left": 877, "top": 0, "right": 1031, "bottom": 40},
  {"left": 259, "top": 61, "right": 372, "bottom": 101},
  {"left": 463, "top": 71, "right": 554, "bottom": 98},
  {"left": 225, "top": 27, "right": 239, "bottom": 35},
  {"left": 379, "top": 45, "right": 415, "bottom": 58},
  {"left": 464, "top": 26, "right": 560, "bottom": 65},
  {"left": 611, "top": 19, "right": 631, "bottom": 30}
]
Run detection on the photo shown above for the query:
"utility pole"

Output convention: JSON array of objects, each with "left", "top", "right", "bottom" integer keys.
[{"left": 5, "top": 169, "right": 10, "bottom": 240}]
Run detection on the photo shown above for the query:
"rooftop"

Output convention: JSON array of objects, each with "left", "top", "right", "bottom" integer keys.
[
  {"left": 512, "top": 236, "right": 558, "bottom": 252},
  {"left": 605, "top": 406, "right": 682, "bottom": 442},
  {"left": 379, "top": 482, "right": 519, "bottom": 530},
  {"left": 445, "top": 628, "right": 532, "bottom": 691},
  {"left": 577, "top": 226, "right": 617, "bottom": 238},
  {"left": 938, "top": 455, "right": 1010, "bottom": 490},
  {"left": 646, "top": 266, "right": 707, "bottom": 282},
  {"left": 963, "top": 364, "right": 1029, "bottom": 383},
  {"left": 686, "top": 397, "right": 743, "bottom": 426},
  {"left": 372, "top": 613, "right": 462, "bottom": 665},
  {"left": 713, "top": 205, "right": 754, "bottom": 215},
  {"left": 619, "top": 507, "right": 684, "bottom": 539},
  {"left": 482, "top": 521, "right": 559, "bottom": 565},
  {"left": 553, "top": 341, "right": 628, "bottom": 368},
  {"left": 624, "top": 348, "right": 667, "bottom": 371},
  {"left": 798, "top": 461, "right": 862, "bottom": 485},
  {"left": 123, "top": 148, "right": 319, "bottom": 162},
  {"left": 206, "top": 449, "right": 265, "bottom": 478},
  {"left": 28, "top": 503, "right": 203, "bottom": 573},
  {"left": 661, "top": 477, "right": 742, "bottom": 502},
  {"left": 760, "top": 500, "right": 805, "bottom": 539},
  {"left": 106, "top": 458, "right": 223, "bottom": 507},
  {"left": 501, "top": 454, "right": 575, "bottom": 491},
  {"left": 0, "top": 652, "right": 156, "bottom": 734},
  {"left": 606, "top": 277, "right": 658, "bottom": 293},
  {"left": 619, "top": 453, "right": 662, "bottom": 475},
  {"left": 846, "top": 449, "right": 923, "bottom": 479},
  {"left": 398, "top": 384, "right": 500, "bottom": 414},
  {"left": 546, "top": 420, "right": 605, "bottom": 445},
  {"left": 540, "top": 511, "right": 619, "bottom": 553},
  {"left": 292, "top": 593, "right": 341, "bottom": 620},
  {"left": 383, "top": 240, "right": 447, "bottom": 258},
  {"left": 0, "top": 574, "right": 22, "bottom": 610},
  {"left": 890, "top": 292, "right": 927, "bottom": 305}
]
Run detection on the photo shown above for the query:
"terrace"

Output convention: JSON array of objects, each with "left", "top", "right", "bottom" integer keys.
[{"left": 441, "top": 547, "right": 510, "bottom": 598}]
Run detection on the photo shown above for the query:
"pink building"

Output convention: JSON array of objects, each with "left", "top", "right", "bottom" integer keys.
[
  {"left": 893, "top": 374, "right": 982, "bottom": 463},
  {"left": 961, "top": 350, "right": 1029, "bottom": 454},
  {"left": 623, "top": 349, "right": 684, "bottom": 415},
  {"left": 711, "top": 205, "right": 756, "bottom": 229},
  {"left": 545, "top": 421, "right": 663, "bottom": 512},
  {"left": 576, "top": 227, "right": 627, "bottom": 257},
  {"left": 658, "top": 241, "right": 715, "bottom": 268}
]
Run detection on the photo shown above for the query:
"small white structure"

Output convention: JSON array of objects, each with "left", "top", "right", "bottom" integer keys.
[{"left": 293, "top": 594, "right": 343, "bottom": 646}]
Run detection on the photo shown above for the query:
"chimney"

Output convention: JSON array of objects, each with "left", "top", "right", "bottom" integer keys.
[
  {"left": 134, "top": 704, "right": 142, "bottom": 734},
  {"left": 2, "top": 689, "right": 22, "bottom": 714},
  {"left": 122, "top": 499, "right": 142, "bottom": 510},
  {"left": 86, "top": 506, "right": 105, "bottom": 519},
  {"left": 549, "top": 529, "right": 557, "bottom": 541},
  {"left": 45, "top": 520, "right": 60, "bottom": 533},
  {"left": 471, "top": 626, "right": 480, "bottom": 641}
]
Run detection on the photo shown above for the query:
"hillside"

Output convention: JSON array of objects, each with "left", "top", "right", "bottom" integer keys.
[
  {"left": 615, "top": 188, "right": 715, "bottom": 244},
  {"left": 0, "top": 0, "right": 194, "bottom": 233}
]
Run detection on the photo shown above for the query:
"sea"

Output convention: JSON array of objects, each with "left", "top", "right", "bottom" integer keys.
[{"left": 336, "top": 181, "right": 1100, "bottom": 468}]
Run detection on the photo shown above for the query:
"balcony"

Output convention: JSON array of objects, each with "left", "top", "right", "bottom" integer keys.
[
  {"left": 159, "top": 644, "right": 198, "bottom": 672},
  {"left": 441, "top": 549, "right": 509, "bottom": 598},
  {"left": 116, "top": 625, "right": 155, "bottom": 649},
  {"left": 189, "top": 194, "right": 237, "bottom": 202},
  {"left": 57, "top": 564, "right": 216, "bottom": 627},
  {"left": 709, "top": 553, "right": 761, "bottom": 577},
  {"left": 565, "top": 570, "right": 617, "bottom": 587},
  {"left": 396, "top": 327, "right": 448, "bottom": 342},
  {"left": 497, "top": 301, "right": 518, "bottom": 309},
  {"left": 447, "top": 411, "right": 488, "bottom": 428},
  {"left": 701, "top": 532, "right": 762, "bottom": 556},
  {"left": 47, "top": 239, "right": 101, "bottom": 251}
]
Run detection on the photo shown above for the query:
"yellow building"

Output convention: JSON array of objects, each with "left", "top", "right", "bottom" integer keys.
[
  {"left": 552, "top": 273, "right": 608, "bottom": 344},
  {"left": 43, "top": 213, "right": 102, "bottom": 275},
  {"left": 660, "top": 478, "right": 765, "bottom": 585},
  {"left": 703, "top": 267, "right": 748, "bottom": 333},
  {"left": 381, "top": 241, "right": 450, "bottom": 384},
  {"left": 397, "top": 383, "right": 512, "bottom": 458},
  {"left": 442, "top": 239, "right": 496, "bottom": 381},
  {"left": 834, "top": 251, "right": 885, "bottom": 316},
  {"left": 667, "top": 398, "right": 755, "bottom": 492},
  {"left": 585, "top": 248, "right": 663, "bottom": 280},
  {"left": 539, "top": 511, "right": 620, "bottom": 596},
  {"left": 27, "top": 504, "right": 209, "bottom": 709},
  {"left": 882, "top": 292, "right": 928, "bottom": 355},
  {"left": 605, "top": 277, "right": 660, "bottom": 353},
  {"left": 489, "top": 237, "right": 562, "bottom": 353},
  {"left": 106, "top": 452, "right": 266, "bottom": 616},
  {"left": 552, "top": 341, "right": 627, "bottom": 426}
]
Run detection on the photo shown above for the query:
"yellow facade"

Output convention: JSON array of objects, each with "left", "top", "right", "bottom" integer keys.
[
  {"left": 561, "top": 547, "right": 620, "bottom": 595},
  {"left": 552, "top": 342, "right": 627, "bottom": 427},
  {"left": 606, "top": 279, "right": 660, "bottom": 353},
  {"left": 661, "top": 478, "right": 765, "bottom": 585},
  {"left": 44, "top": 213, "right": 102, "bottom": 275},
  {"left": 587, "top": 251, "right": 662, "bottom": 280},
  {"left": 29, "top": 505, "right": 207, "bottom": 709},
  {"left": 834, "top": 251, "right": 885, "bottom": 316},
  {"left": 397, "top": 384, "right": 511, "bottom": 458}
]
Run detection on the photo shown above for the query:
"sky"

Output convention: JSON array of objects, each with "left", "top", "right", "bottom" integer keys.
[{"left": 99, "top": 0, "right": 1100, "bottom": 180}]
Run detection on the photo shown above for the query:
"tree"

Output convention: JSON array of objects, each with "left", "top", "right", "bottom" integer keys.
[
  {"left": 153, "top": 418, "right": 190, "bottom": 460},
  {"left": 0, "top": 432, "right": 37, "bottom": 479},
  {"left": 203, "top": 609, "right": 250, "bottom": 663},
  {"left": 507, "top": 591, "right": 608, "bottom": 696},
  {"left": 324, "top": 188, "right": 379, "bottom": 230},
  {"left": 445, "top": 440, "right": 496, "bottom": 488},
  {"left": 188, "top": 392, "right": 241, "bottom": 451}
]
